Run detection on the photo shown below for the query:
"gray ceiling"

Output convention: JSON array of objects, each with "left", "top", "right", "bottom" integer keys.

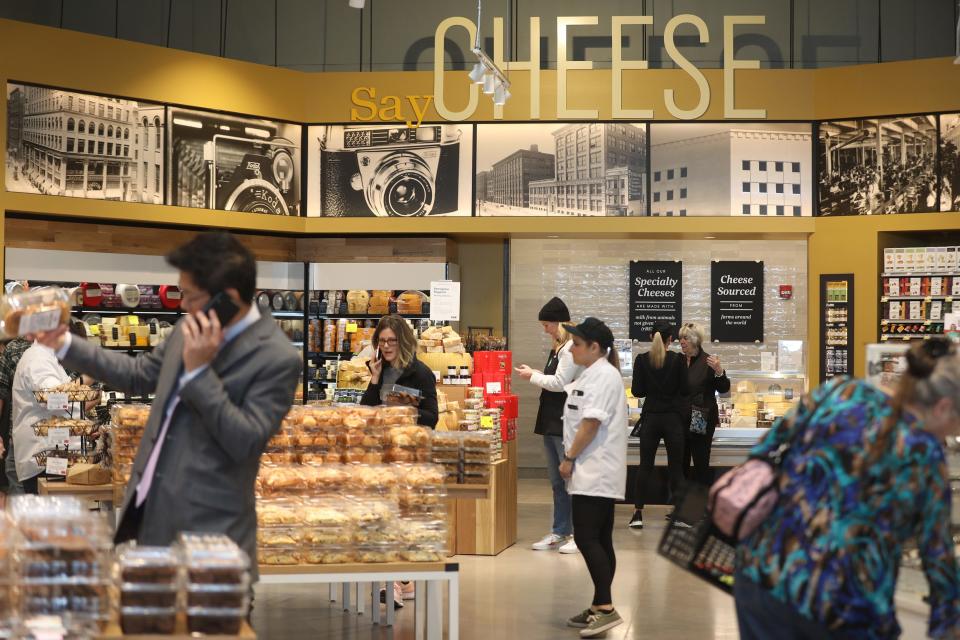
[{"left": 0, "top": 0, "right": 956, "bottom": 72}]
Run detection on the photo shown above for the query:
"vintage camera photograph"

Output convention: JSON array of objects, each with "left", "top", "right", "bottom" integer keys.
[
  {"left": 6, "top": 83, "right": 165, "bottom": 204},
  {"left": 307, "top": 123, "right": 473, "bottom": 217},
  {"left": 650, "top": 122, "right": 813, "bottom": 217},
  {"left": 818, "top": 116, "right": 938, "bottom": 216},
  {"left": 167, "top": 106, "right": 301, "bottom": 216},
  {"left": 476, "top": 123, "right": 647, "bottom": 217}
]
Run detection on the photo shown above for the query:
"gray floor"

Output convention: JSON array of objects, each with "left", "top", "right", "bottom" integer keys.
[{"left": 251, "top": 480, "right": 929, "bottom": 640}]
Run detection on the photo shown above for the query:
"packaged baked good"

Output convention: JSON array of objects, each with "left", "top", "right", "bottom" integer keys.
[
  {"left": 301, "top": 498, "right": 354, "bottom": 527},
  {"left": 346, "top": 290, "right": 370, "bottom": 315},
  {"left": 0, "top": 287, "right": 71, "bottom": 338},
  {"left": 302, "top": 546, "right": 355, "bottom": 565},
  {"left": 300, "top": 527, "right": 354, "bottom": 546},
  {"left": 117, "top": 544, "right": 179, "bottom": 584},
  {"left": 120, "top": 606, "right": 177, "bottom": 634},
  {"left": 257, "top": 547, "right": 300, "bottom": 566},
  {"left": 386, "top": 426, "right": 432, "bottom": 448},
  {"left": 356, "top": 543, "right": 402, "bottom": 564},
  {"left": 257, "top": 527, "right": 299, "bottom": 547},
  {"left": 378, "top": 405, "right": 419, "bottom": 425},
  {"left": 179, "top": 533, "right": 249, "bottom": 586},
  {"left": 352, "top": 498, "right": 399, "bottom": 530},
  {"left": 463, "top": 466, "right": 492, "bottom": 485},
  {"left": 187, "top": 607, "right": 245, "bottom": 635},
  {"left": 398, "top": 463, "right": 446, "bottom": 487},
  {"left": 186, "top": 582, "right": 250, "bottom": 609},
  {"left": 119, "top": 584, "right": 179, "bottom": 609},
  {"left": 384, "top": 447, "right": 416, "bottom": 463},
  {"left": 258, "top": 465, "right": 307, "bottom": 495},
  {"left": 303, "top": 464, "right": 348, "bottom": 491}
]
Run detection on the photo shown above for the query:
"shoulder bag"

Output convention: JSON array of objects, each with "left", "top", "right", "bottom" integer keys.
[{"left": 707, "top": 382, "right": 842, "bottom": 541}]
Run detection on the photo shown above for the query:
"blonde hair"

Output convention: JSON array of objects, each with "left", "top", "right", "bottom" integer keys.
[
  {"left": 679, "top": 323, "right": 705, "bottom": 350},
  {"left": 373, "top": 315, "right": 418, "bottom": 371},
  {"left": 649, "top": 332, "right": 666, "bottom": 369},
  {"left": 554, "top": 323, "right": 570, "bottom": 350}
]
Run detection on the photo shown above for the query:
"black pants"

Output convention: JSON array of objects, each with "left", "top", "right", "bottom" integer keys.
[
  {"left": 684, "top": 429, "right": 715, "bottom": 486},
  {"left": 572, "top": 494, "right": 616, "bottom": 607},
  {"left": 634, "top": 412, "right": 685, "bottom": 509},
  {"left": 22, "top": 475, "right": 39, "bottom": 495}
]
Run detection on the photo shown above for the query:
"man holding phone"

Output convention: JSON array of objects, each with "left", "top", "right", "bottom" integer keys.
[{"left": 35, "top": 232, "right": 302, "bottom": 576}]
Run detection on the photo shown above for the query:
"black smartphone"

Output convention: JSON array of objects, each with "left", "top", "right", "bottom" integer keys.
[{"left": 202, "top": 292, "right": 241, "bottom": 326}]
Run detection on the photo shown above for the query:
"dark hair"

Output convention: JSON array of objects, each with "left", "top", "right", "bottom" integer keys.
[
  {"left": 166, "top": 232, "right": 256, "bottom": 302},
  {"left": 651, "top": 322, "right": 675, "bottom": 342}
]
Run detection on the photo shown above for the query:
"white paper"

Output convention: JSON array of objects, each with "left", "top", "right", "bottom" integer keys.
[
  {"left": 68, "top": 436, "right": 83, "bottom": 451},
  {"left": 760, "top": 352, "right": 777, "bottom": 372},
  {"left": 45, "top": 456, "right": 68, "bottom": 476},
  {"left": 485, "top": 381, "right": 502, "bottom": 394},
  {"left": 778, "top": 340, "right": 804, "bottom": 373},
  {"left": 429, "top": 281, "right": 461, "bottom": 322},
  {"left": 18, "top": 308, "right": 62, "bottom": 335},
  {"left": 45, "top": 393, "right": 69, "bottom": 412}
]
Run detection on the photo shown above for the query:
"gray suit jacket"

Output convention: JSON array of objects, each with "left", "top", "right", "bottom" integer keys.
[{"left": 62, "top": 306, "right": 301, "bottom": 577}]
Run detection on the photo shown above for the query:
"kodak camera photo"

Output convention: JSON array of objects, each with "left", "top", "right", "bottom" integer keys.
[
  {"left": 167, "top": 107, "right": 302, "bottom": 215},
  {"left": 308, "top": 124, "right": 473, "bottom": 217}
]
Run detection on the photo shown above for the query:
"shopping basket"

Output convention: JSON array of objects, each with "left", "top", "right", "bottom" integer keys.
[{"left": 656, "top": 482, "right": 738, "bottom": 594}]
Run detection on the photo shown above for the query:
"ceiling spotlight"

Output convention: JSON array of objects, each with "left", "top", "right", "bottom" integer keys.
[
  {"left": 348, "top": 0, "right": 364, "bottom": 8},
  {"left": 493, "top": 84, "right": 511, "bottom": 106},
  {"left": 483, "top": 73, "right": 497, "bottom": 95},
  {"left": 469, "top": 62, "right": 486, "bottom": 84}
]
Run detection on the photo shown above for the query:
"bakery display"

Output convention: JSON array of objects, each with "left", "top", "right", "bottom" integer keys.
[
  {"left": 34, "top": 380, "right": 100, "bottom": 404},
  {"left": 108, "top": 404, "right": 150, "bottom": 491}
]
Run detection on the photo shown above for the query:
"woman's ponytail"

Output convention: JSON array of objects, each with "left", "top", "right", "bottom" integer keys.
[{"left": 649, "top": 332, "right": 666, "bottom": 369}]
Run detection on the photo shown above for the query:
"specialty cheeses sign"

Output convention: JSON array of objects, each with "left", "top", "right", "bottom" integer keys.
[
  {"left": 711, "top": 261, "right": 764, "bottom": 343},
  {"left": 629, "top": 261, "right": 682, "bottom": 341}
]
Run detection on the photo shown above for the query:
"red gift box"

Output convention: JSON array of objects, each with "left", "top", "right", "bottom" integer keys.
[
  {"left": 486, "top": 393, "right": 518, "bottom": 420},
  {"left": 501, "top": 418, "right": 517, "bottom": 442},
  {"left": 474, "top": 350, "right": 512, "bottom": 374}
]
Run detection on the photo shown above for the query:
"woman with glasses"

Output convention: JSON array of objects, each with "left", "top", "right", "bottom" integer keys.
[
  {"left": 361, "top": 314, "right": 438, "bottom": 428},
  {"left": 677, "top": 322, "right": 729, "bottom": 486},
  {"left": 735, "top": 339, "right": 960, "bottom": 638}
]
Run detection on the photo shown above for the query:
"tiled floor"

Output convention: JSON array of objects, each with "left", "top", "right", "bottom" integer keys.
[{"left": 251, "top": 480, "right": 929, "bottom": 639}]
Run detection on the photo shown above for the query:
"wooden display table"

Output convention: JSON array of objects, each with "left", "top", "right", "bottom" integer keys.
[
  {"left": 444, "top": 439, "right": 518, "bottom": 556},
  {"left": 39, "top": 478, "right": 114, "bottom": 505},
  {"left": 259, "top": 561, "right": 459, "bottom": 640},
  {"left": 98, "top": 618, "right": 255, "bottom": 639}
]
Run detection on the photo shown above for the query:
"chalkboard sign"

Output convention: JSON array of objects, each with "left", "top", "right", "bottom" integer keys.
[
  {"left": 711, "top": 261, "right": 764, "bottom": 343},
  {"left": 629, "top": 261, "right": 682, "bottom": 341}
]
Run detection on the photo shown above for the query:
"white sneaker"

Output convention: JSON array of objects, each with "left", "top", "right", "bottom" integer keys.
[
  {"left": 558, "top": 538, "right": 579, "bottom": 554},
  {"left": 531, "top": 533, "right": 566, "bottom": 550}
]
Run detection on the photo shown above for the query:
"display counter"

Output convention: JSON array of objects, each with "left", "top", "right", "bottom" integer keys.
[
  {"left": 445, "top": 440, "right": 517, "bottom": 556},
  {"left": 627, "top": 428, "right": 769, "bottom": 468}
]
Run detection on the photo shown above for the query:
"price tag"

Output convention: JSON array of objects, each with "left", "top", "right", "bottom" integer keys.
[
  {"left": 68, "top": 436, "right": 82, "bottom": 451},
  {"left": 46, "top": 456, "right": 68, "bottom": 476},
  {"left": 480, "top": 416, "right": 495, "bottom": 429},
  {"left": 47, "top": 427, "right": 70, "bottom": 448},
  {"left": 18, "top": 308, "right": 63, "bottom": 335},
  {"left": 346, "top": 323, "right": 358, "bottom": 334},
  {"left": 45, "top": 393, "right": 69, "bottom": 411},
  {"left": 485, "top": 381, "right": 502, "bottom": 395}
]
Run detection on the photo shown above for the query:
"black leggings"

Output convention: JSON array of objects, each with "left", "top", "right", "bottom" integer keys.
[
  {"left": 684, "top": 429, "right": 715, "bottom": 486},
  {"left": 572, "top": 494, "right": 616, "bottom": 607},
  {"left": 634, "top": 412, "right": 685, "bottom": 509}
]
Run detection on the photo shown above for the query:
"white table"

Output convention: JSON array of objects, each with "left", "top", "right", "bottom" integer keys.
[{"left": 258, "top": 562, "right": 459, "bottom": 640}]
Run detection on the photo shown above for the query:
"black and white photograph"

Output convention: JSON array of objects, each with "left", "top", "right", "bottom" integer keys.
[
  {"left": 818, "top": 116, "right": 938, "bottom": 216},
  {"left": 650, "top": 123, "right": 813, "bottom": 217},
  {"left": 939, "top": 114, "right": 960, "bottom": 212},
  {"left": 167, "top": 106, "right": 301, "bottom": 216},
  {"left": 6, "top": 83, "right": 165, "bottom": 204},
  {"left": 476, "top": 123, "right": 647, "bottom": 217},
  {"left": 306, "top": 124, "right": 473, "bottom": 217}
]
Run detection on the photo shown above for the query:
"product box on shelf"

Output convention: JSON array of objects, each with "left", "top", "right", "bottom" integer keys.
[{"left": 473, "top": 351, "right": 512, "bottom": 374}]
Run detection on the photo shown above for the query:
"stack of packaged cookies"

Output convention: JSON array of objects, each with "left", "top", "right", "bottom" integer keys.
[
  {"left": 108, "top": 404, "right": 150, "bottom": 492},
  {"left": 117, "top": 545, "right": 180, "bottom": 634},
  {"left": 181, "top": 533, "right": 250, "bottom": 635}
]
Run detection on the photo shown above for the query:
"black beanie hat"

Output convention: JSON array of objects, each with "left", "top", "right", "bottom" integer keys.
[{"left": 538, "top": 297, "right": 570, "bottom": 322}]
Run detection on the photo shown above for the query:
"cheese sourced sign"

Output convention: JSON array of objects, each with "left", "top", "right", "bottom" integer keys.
[
  {"left": 629, "top": 261, "right": 683, "bottom": 341},
  {"left": 711, "top": 261, "right": 764, "bottom": 343}
]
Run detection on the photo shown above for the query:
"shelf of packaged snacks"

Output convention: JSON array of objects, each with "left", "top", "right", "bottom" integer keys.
[
  {"left": 881, "top": 334, "right": 942, "bottom": 341},
  {"left": 98, "top": 618, "right": 256, "bottom": 639},
  {"left": 882, "top": 295, "right": 956, "bottom": 301},
  {"left": 882, "top": 273, "right": 960, "bottom": 278}
]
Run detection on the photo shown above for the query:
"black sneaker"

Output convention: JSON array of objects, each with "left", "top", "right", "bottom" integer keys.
[{"left": 628, "top": 509, "right": 643, "bottom": 529}]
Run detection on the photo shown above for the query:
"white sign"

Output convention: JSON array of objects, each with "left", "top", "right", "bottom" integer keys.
[
  {"left": 485, "top": 381, "right": 502, "bottom": 395},
  {"left": 47, "top": 427, "right": 70, "bottom": 449},
  {"left": 45, "top": 393, "right": 69, "bottom": 412},
  {"left": 760, "top": 351, "right": 777, "bottom": 372},
  {"left": 46, "top": 456, "right": 68, "bottom": 476},
  {"left": 430, "top": 281, "right": 461, "bottom": 322}
]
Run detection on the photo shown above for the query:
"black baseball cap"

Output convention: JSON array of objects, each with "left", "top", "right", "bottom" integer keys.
[{"left": 564, "top": 317, "right": 614, "bottom": 351}]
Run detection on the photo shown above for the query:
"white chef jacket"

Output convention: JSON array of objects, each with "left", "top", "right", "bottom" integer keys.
[
  {"left": 530, "top": 339, "right": 584, "bottom": 392},
  {"left": 12, "top": 343, "right": 71, "bottom": 482},
  {"left": 562, "top": 356, "right": 628, "bottom": 500}
]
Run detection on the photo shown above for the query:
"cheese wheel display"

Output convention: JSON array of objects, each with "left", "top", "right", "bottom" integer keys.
[
  {"left": 158, "top": 285, "right": 182, "bottom": 310},
  {"left": 80, "top": 282, "right": 103, "bottom": 308},
  {"left": 116, "top": 284, "right": 141, "bottom": 309}
]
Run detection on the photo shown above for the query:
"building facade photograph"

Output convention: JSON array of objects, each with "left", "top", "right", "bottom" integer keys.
[
  {"left": 5, "top": 84, "right": 165, "bottom": 203},
  {"left": 650, "top": 124, "right": 813, "bottom": 217}
]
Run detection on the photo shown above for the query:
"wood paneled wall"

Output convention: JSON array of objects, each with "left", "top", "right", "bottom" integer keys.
[{"left": 295, "top": 237, "right": 457, "bottom": 263}]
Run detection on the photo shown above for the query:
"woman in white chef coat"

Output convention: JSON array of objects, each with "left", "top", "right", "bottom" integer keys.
[{"left": 558, "top": 318, "right": 628, "bottom": 639}]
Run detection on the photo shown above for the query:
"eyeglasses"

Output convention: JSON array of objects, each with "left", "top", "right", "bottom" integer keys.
[{"left": 377, "top": 338, "right": 398, "bottom": 346}]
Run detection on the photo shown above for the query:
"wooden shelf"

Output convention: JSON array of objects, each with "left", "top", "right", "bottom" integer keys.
[
  {"left": 39, "top": 479, "right": 113, "bottom": 497},
  {"left": 98, "top": 618, "right": 255, "bottom": 639},
  {"left": 444, "top": 483, "right": 491, "bottom": 500},
  {"left": 260, "top": 561, "right": 456, "bottom": 576}
]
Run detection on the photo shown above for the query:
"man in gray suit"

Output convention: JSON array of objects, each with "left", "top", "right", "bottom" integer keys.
[{"left": 37, "top": 232, "right": 301, "bottom": 574}]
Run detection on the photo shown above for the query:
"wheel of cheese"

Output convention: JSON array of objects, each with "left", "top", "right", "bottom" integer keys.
[
  {"left": 158, "top": 285, "right": 182, "bottom": 310},
  {"left": 116, "top": 284, "right": 141, "bottom": 309}
]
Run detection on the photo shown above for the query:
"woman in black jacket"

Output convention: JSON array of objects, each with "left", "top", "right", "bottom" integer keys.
[
  {"left": 629, "top": 322, "right": 688, "bottom": 529},
  {"left": 678, "top": 322, "right": 730, "bottom": 486},
  {"left": 361, "top": 314, "right": 439, "bottom": 428}
]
